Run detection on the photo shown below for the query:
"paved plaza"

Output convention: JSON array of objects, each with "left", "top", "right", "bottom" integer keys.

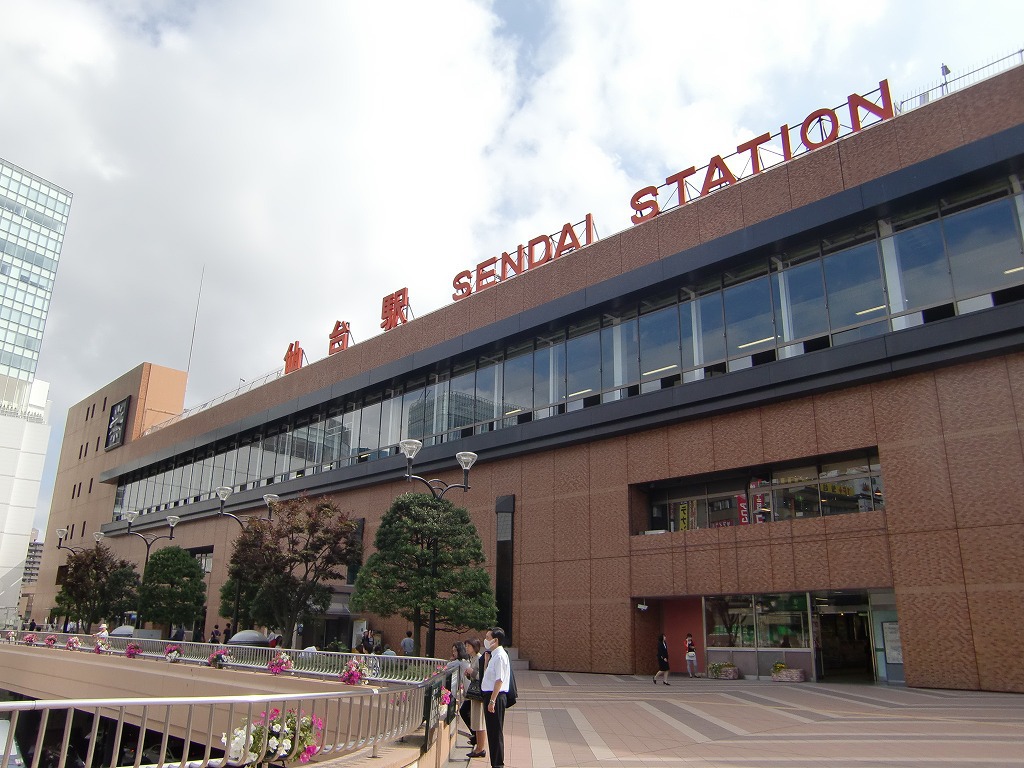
[{"left": 448, "top": 670, "right": 1024, "bottom": 768}]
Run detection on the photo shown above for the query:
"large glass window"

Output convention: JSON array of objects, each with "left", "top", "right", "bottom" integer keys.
[
  {"left": 823, "top": 242, "right": 887, "bottom": 330},
  {"left": 566, "top": 319, "right": 601, "bottom": 405},
  {"left": 639, "top": 301, "right": 681, "bottom": 390},
  {"left": 889, "top": 220, "right": 952, "bottom": 312},
  {"left": 724, "top": 275, "right": 775, "bottom": 358},
  {"left": 755, "top": 593, "right": 810, "bottom": 648},
  {"left": 705, "top": 595, "right": 755, "bottom": 647},
  {"left": 534, "top": 331, "right": 565, "bottom": 417},
  {"left": 771, "top": 465, "right": 820, "bottom": 521},
  {"left": 502, "top": 344, "right": 533, "bottom": 422},
  {"left": 449, "top": 364, "right": 476, "bottom": 432},
  {"left": 945, "top": 197, "right": 1024, "bottom": 298},
  {"left": 379, "top": 391, "right": 402, "bottom": 454},
  {"left": 359, "top": 397, "right": 383, "bottom": 458},
  {"left": 402, "top": 380, "right": 427, "bottom": 441},
  {"left": 685, "top": 290, "right": 726, "bottom": 369},
  {"left": 476, "top": 355, "right": 503, "bottom": 428},
  {"left": 771, "top": 257, "right": 828, "bottom": 343},
  {"left": 601, "top": 312, "right": 639, "bottom": 396}
]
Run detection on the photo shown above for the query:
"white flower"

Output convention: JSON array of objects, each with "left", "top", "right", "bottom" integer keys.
[
  {"left": 272, "top": 723, "right": 282, "bottom": 733},
  {"left": 280, "top": 738, "right": 292, "bottom": 753}
]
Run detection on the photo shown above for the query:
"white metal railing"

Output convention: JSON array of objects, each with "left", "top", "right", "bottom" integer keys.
[
  {"left": 0, "top": 635, "right": 457, "bottom": 768},
  {"left": 2, "top": 632, "right": 442, "bottom": 683}
]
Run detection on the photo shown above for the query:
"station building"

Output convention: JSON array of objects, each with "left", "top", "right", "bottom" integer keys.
[{"left": 34, "top": 62, "right": 1024, "bottom": 692}]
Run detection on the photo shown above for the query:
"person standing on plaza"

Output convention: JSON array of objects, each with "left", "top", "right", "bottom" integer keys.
[
  {"left": 654, "top": 633, "right": 671, "bottom": 684},
  {"left": 209, "top": 625, "right": 221, "bottom": 644},
  {"left": 463, "top": 638, "right": 487, "bottom": 758},
  {"left": 685, "top": 633, "right": 698, "bottom": 678},
  {"left": 401, "top": 630, "right": 415, "bottom": 655},
  {"left": 481, "top": 628, "right": 510, "bottom": 768}
]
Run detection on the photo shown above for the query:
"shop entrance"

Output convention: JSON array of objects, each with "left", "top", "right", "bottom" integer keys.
[{"left": 813, "top": 592, "right": 874, "bottom": 682}]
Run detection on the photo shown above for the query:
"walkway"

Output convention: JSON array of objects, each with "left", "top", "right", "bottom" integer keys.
[{"left": 450, "top": 671, "right": 1024, "bottom": 768}]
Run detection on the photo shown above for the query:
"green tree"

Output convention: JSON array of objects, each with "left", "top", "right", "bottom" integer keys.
[
  {"left": 227, "top": 495, "right": 362, "bottom": 643},
  {"left": 352, "top": 493, "right": 496, "bottom": 656},
  {"left": 218, "top": 576, "right": 261, "bottom": 629},
  {"left": 138, "top": 546, "right": 207, "bottom": 632},
  {"left": 54, "top": 544, "right": 139, "bottom": 631}
]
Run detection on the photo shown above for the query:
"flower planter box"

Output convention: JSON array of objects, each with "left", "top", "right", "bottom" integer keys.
[
  {"left": 771, "top": 668, "right": 806, "bottom": 682},
  {"left": 710, "top": 666, "right": 740, "bottom": 680}
]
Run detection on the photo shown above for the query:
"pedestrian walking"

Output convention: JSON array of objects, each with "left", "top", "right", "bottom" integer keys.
[{"left": 654, "top": 633, "right": 671, "bottom": 685}]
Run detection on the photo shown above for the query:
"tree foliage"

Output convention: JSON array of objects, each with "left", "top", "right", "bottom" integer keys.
[
  {"left": 138, "top": 546, "right": 207, "bottom": 629},
  {"left": 352, "top": 493, "right": 496, "bottom": 656},
  {"left": 54, "top": 544, "right": 139, "bottom": 631},
  {"left": 227, "top": 495, "right": 362, "bottom": 642}
]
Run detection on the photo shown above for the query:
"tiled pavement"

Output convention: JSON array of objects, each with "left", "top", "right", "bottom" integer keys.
[{"left": 446, "top": 670, "right": 1024, "bottom": 768}]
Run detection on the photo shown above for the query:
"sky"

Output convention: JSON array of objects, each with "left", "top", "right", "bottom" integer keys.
[{"left": 1, "top": 0, "right": 1021, "bottom": 535}]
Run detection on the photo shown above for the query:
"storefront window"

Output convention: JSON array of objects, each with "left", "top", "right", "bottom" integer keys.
[
  {"left": 755, "top": 593, "right": 810, "bottom": 648},
  {"left": 705, "top": 595, "right": 755, "bottom": 647}
]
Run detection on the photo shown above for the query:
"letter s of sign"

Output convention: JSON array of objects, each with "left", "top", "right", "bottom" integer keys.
[
  {"left": 630, "top": 186, "right": 659, "bottom": 225},
  {"left": 452, "top": 270, "right": 473, "bottom": 302}
]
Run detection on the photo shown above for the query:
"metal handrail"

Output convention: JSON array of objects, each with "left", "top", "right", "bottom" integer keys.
[
  {"left": 0, "top": 637, "right": 457, "bottom": 768},
  {"left": 3, "top": 633, "right": 442, "bottom": 683}
]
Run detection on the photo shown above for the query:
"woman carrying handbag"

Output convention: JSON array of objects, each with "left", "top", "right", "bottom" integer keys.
[{"left": 463, "top": 638, "right": 488, "bottom": 758}]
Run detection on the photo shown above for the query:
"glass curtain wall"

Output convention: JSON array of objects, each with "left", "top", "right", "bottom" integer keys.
[{"left": 113, "top": 179, "right": 1024, "bottom": 520}]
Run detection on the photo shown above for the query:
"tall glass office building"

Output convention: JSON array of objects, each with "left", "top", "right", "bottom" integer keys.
[
  {"left": 0, "top": 159, "right": 70, "bottom": 408},
  {"left": 0, "top": 158, "right": 70, "bottom": 624}
]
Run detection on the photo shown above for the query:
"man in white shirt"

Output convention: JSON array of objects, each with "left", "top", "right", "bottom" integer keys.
[
  {"left": 400, "top": 631, "right": 415, "bottom": 655},
  {"left": 481, "top": 627, "right": 510, "bottom": 768}
]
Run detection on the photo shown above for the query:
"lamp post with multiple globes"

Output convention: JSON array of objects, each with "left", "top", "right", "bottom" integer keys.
[{"left": 396, "top": 438, "right": 478, "bottom": 656}]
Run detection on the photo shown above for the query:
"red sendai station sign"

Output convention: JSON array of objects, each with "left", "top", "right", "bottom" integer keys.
[{"left": 449, "top": 79, "right": 893, "bottom": 302}]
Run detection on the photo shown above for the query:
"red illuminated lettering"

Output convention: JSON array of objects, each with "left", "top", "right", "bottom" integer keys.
[
  {"left": 665, "top": 167, "right": 698, "bottom": 206},
  {"left": 527, "top": 235, "right": 553, "bottom": 268},
  {"left": 736, "top": 133, "right": 772, "bottom": 174},
  {"left": 553, "top": 221, "right": 582, "bottom": 259},
  {"left": 501, "top": 245, "right": 525, "bottom": 280},
  {"left": 452, "top": 271, "right": 472, "bottom": 301},
  {"left": 630, "top": 186, "right": 660, "bottom": 224},
  {"left": 328, "top": 321, "right": 352, "bottom": 355},
  {"left": 800, "top": 108, "right": 840, "bottom": 149},
  {"left": 380, "top": 287, "right": 411, "bottom": 331},
  {"left": 283, "top": 341, "right": 304, "bottom": 374},
  {"left": 780, "top": 124, "right": 794, "bottom": 161},
  {"left": 475, "top": 256, "right": 499, "bottom": 291},
  {"left": 700, "top": 155, "right": 737, "bottom": 197},
  {"left": 849, "top": 79, "right": 893, "bottom": 131}
]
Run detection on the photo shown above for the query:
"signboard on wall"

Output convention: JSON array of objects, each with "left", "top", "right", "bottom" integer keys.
[
  {"left": 882, "top": 621, "right": 903, "bottom": 665},
  {"left": 104, "top": 396, "right": 131, "bottom": 451}
]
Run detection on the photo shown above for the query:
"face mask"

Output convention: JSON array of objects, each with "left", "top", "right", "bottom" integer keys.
[{"left": 484, "top": 639, "right": 495, "bottom": 651}]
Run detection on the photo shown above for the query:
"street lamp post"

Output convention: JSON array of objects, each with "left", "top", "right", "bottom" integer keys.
[
  {"left": 56, "top": 529, "right": 105, "bottom": 554},
  {"left": 216, "top": 487, "right": 277, "bottom": 639},
  {"left": 123, "top": 511, "right": 181, "bottom": 628},
  {"left": 397, "top": 439, "right": 478, "bottom": 656}
]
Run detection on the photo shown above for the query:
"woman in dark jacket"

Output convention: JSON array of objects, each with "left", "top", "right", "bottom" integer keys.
[{"left": 654, "top": 634, "right": 671, "bottom": 685}]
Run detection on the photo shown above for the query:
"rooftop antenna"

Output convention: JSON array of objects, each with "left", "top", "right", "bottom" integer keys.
[{"left": 185, "top": 265, "right": 205, "bottom": 392}]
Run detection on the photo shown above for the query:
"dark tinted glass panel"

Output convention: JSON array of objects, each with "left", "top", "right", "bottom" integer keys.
[
  {"left": 566, "top": 330, "right": 601, "bottom": 400},
  {"left": 639, "top": 304, "right": 681, "bottom": 380},
  {"left": 823, "top": 242, "right": 886, "bottom": 329},
  {"left": 771, "top": 259, "right": 828, "bottom": 342},
  {"left": 891, "top": 220, "right": 952, "bottom": 311},
  {"left": 534, "top": 337, "right": 565, "bottom": 408},
  {"left": 359, "top": 401, "right": 382, "bottom": 452},
  {"left": 449, "top": 370, "right": 475, "bottom": 428},
  {"left": 502, "top": 350, "right": 533, "bottom": 416},
  {"left": 601, "top": 316, "right": 639, "bottom": 390},
  {"left": 476, "top": 362, "right": 502, "bottom": 423},
  {"left": 696, "top": 292, "right": 726, "bottom": 363},
  {"left": 402, "top": 385, "right": 427, "bottom": 441},
  {"left": 724, "top": 276, "right": 775, "bottom": 357},
  {"left": 944, "top": 198, "right": 1024, "bottom": 297}
]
